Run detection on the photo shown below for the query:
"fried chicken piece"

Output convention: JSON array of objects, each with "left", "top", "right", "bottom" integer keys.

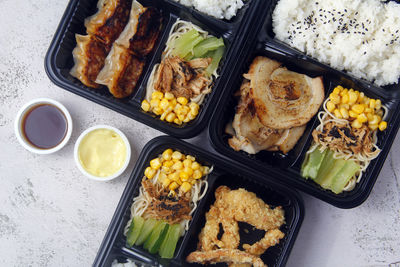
[
  {"left": 186, "top": 249, "right": 267, "bottom": 267},
  {"left": 188, "top": 186, "right": 285, "bottom": 267},
  {"left": 215, "top": 186, "right": 285, "bottom": 231},
  {"left": 198, "top": 205, "right": 240, "bottom": 251},
  {"left": 243, "top": 229, "right": 285, "bottom": 255}
]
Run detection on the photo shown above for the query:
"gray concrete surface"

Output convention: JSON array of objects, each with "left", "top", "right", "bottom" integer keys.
[{"left": 0, "top": 1, "right": 399, "bottom": 266}]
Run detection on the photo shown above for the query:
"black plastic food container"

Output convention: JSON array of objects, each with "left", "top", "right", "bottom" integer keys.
[
  {"left": 45, "top": 0, "right": 261, "bottom": 138},
  {"left": 93, "top": 136, "right": 304, "bottom": 267},
  {"left": 209, "top": 0, "right": 400, "bottom": 208}
]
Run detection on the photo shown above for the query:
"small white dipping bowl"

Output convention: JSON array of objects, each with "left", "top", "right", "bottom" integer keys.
[
  {"left": 74, "top": 125, "right": 131, "bottom": 181},
  {"left": 14, "top": 98, "right": 73, "bottom": 154}
]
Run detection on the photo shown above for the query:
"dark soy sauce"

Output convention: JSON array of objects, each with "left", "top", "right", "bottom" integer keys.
[{"left": 22, "top": 104, "right": 67, "bottom": 149}]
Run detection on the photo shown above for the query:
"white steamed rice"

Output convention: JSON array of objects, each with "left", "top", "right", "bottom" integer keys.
[
  {"left": 272, "top": 0, "right": 400, "bottom": 86},
  {"left": 174, "top": 0, "right": 244, "bottom": 20}
]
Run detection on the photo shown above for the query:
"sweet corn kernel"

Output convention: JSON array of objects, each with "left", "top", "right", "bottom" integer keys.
[
  {"left": 189, "top": 103, "right": 199, "bottom": 112},
  {"left": 182, "top": 106, "right": 190, "bottom": 115},
  {"left": 180, "top": 182, "right": 192, "bottom": 193},
  {"left": 375, "top": 99, "right": 382, "bottom": 110},
  {"left": 150, "top": 98, "right": 160, "bottom": 108},
  {"left": 177, "top": 97, "right": 189, "bottom": 105},
  {"left": 326, "top": 101, "right": 335, "bottom": 112},
  {"left": 377, "top": 110, "right": 384, "bottom": 117},
  {"left": 186, "top": 155, "right": 195, "bottom": 161},
  {"left": 162, "top": 149, "right": 173, "bottom": 160},
  {"left": 162, "top": 166, "right": 172, "bottom": 174},
  {"left": 163, "top": 160, "right": 174, "bottom": 168},
  {"left": 153, "top": 107, "right": 163, "bottom": 115},
  {"left": 174, "top": 118, "right": 182, "bottom": 125},
  {"left": 183, "top": 117, "right": 190, "bottom": 123},
  {"left": 183, "top": 167, "right": 193, "bottom": 176},
  {"left": 168, "top": 172, "right": 180, "bottom": 182},
  {"left": 351, "top": 120, "right": 363, "bottom": 129},
  {"left": 193, "top": 169, "right": 203, "bottom": 179},
  {"left": 369, "top": 99, "right": 376, "bottom": 109},
  {"left": 333, "top": 109, "right": 342, "bottom": 119},
  {"left": 166, "top": 112, "right": 176, "bottom": 123},
  {"left": 190, "top": 108, "right": 199, "bottom": 116},
  {"left": 172, "top": 151, "right": 183, "bottom": 160},
  {"left": 152, "top": 91, "right": 163, "bottom": 99},
  {"left": 340, "top": 108, "right": 349, "bottom": 119},
  {"left": 341, "top": 94, "right": 349, "bottom": 104},
  {"left": 348, "top": 92, "right": 358, "bottom": 104},
  {"left": 191, "top": 161, "right": 200, "bottom": 170},
  {"left": 179, "top": 171, "right": 189, "bottom": 181},
  {"left": 144, "top": 167, "right": 156, "bottom": 179},
  {"left": 339, "top": 89, "right": 347, "bottom": 96},
  {"left": 174, "top": 103, "right": 182, "bottom": 113},
  {"left": 162, "top": 178, "right": 171, "bottom": 188},
  {"left": 150, "top": 158, "right": 162, "bottom": 170},
  {"left": 351, "top": 104, "right": 364, "bottom": 114},
  {"left": 379, "top": 121, "right": 387, "bottom": 131},
  {"left": 188, "top": 113, "right": 196, "bottom": 120},
  {"left": 364, "top": 107, "right": 373, "bottom": 113},
  {"left": 349, "top": 110, "right": 358, "bottom": 118},
  {"left": 183, "top": 159, "right": 192, "bottom": 168},
  {"left": 333, "top": 86, "right": 341, "bottom": 94},
  {"left": 369, "top": 124, "right": 378, "bottom": 131},
  {"left": 141, "top": 100, "right": 150, "bottom": 112},
  {"left": 357, "top": 113, "right": 368, "bottom": 123},
  {"left": 330, "top": 93, "right": 341, "bottom": 104},
  {"left": 164, "top": 92, "right": 174, "bottom": 100},
  {"left": 169, "top": 181, "right": 179, "bottom": 191},
  {"left": 160, "top": 111, "right": 168, "bottom": 121},
  {"left": 177, "top": 114, "right": 185, "bottom": 121},
  {"left": 172, "top": 161, "right": 183, "bottom": 170},
  {"left": 160, "top": 98, "right": 170, "bottom": 110},
  {"left": 369, "top": 115, "right": 380, "bottom": 125}
]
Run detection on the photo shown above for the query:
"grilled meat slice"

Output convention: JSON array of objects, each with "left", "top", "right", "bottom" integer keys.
[{"left": 186, "top": 249, "right": 266, "bottom": 267}]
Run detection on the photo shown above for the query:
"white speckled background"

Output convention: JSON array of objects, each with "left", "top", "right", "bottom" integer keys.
[{"left": 0, "top": 1, "right": 399, "bottom": 266}]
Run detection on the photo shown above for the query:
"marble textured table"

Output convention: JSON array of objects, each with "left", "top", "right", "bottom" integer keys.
[{"left": 0, "top": 1, "right": 399, "bottom": 266}]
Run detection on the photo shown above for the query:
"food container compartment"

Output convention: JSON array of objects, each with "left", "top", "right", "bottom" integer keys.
[
  {"left": 164, "top": 0, "right": 255, "bottom": 28},
  {"left": 257, "top": 0, "right": 400, "bottom": 99},
  {"left": 209, "top": 37, "right": 400, "bottom": 208},
  {"left": 45, "top": 0, "right": 260, "bottom": 139},
  {"left": 93, "top": 136, "right": 304, "bottom": 267}
]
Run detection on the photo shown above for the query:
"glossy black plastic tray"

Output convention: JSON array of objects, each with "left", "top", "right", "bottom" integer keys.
[
  {"left": 209, "top": 1, "right": 400, "bottom": 208},
  {"left": 93, "top": 136, "right": 304, "bottom": 267},
  {"left": 45, "top": 0, "right": 260, "bottom": 138}
]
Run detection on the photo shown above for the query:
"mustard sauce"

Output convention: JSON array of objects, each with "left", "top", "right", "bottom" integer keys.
[{"left": 78, "top": 128, "right": 127, "bottom": 177}]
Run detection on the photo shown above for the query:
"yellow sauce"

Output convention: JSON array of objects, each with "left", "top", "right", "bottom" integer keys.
[{"left": 78, "top": 128, "right": 127, "bottom": 177}]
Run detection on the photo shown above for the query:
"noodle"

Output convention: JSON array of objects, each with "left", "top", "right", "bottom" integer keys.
[
  {"left": 306, "top": 95, "right": 386, "bottom": 191},
  {"left": 145, "top": 19, "right": 218, "bottom": 106}
]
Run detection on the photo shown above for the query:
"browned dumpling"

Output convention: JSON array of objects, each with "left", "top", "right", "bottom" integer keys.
[
  {"left": 85, "top": 0, "right": 133, "bottom": 45},
  {"left": 70, "top": 34, "right": 111, "bottom": 88},
  {"left": 115, "top": 3, "right": 162, "bottom": 56},
  {"left": 96, "top": 44, "right": 145, "bottom": 98}
]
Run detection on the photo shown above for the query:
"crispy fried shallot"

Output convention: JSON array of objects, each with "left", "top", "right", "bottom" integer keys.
[
  {"left": 312, "top": 121, "right": 374, "bottom": 155},
  {"left": 141, "top": 180, "right": 192, "bottom": 224}
]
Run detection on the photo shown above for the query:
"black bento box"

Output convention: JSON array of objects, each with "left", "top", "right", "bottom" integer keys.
[
  {"left": 45, "top": 0, "right": 262, "bottom": 138},
  {"left": 93, "top": 136, "right": 304, "bottom": 267},
  {"left": 209, "top": 0, "right": 400, "bottom": 208}
]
